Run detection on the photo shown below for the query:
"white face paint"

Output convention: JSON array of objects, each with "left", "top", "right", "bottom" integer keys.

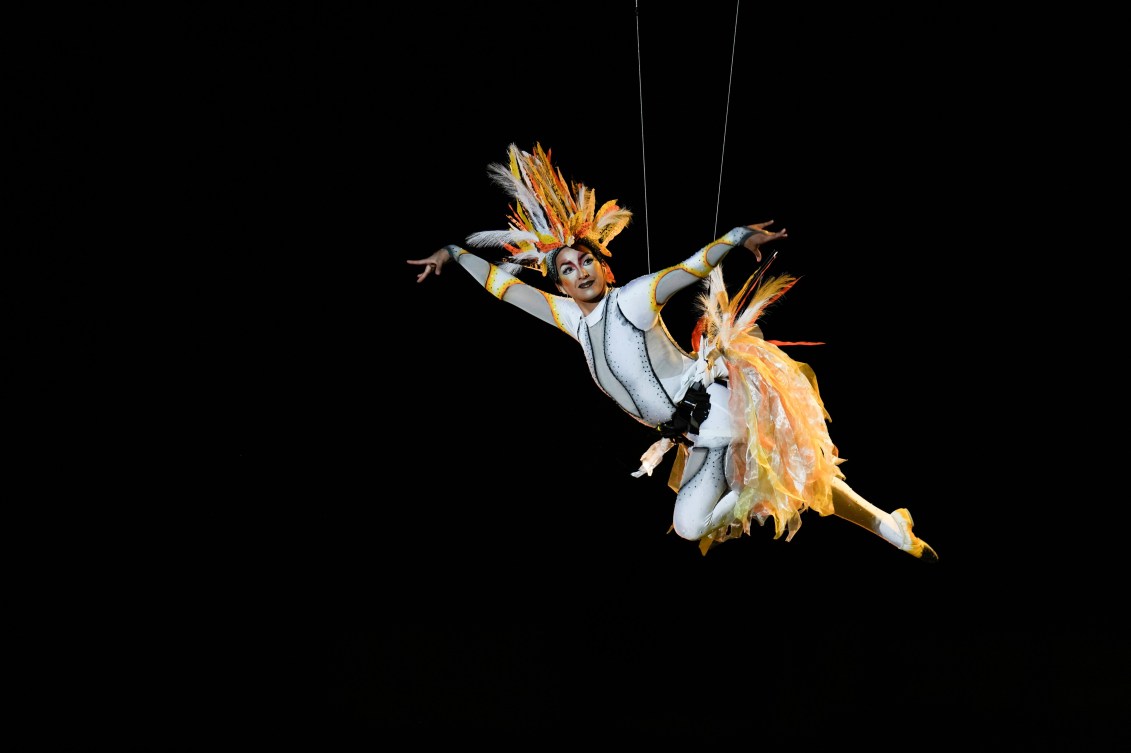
[{"left": 554, "top": 247, "right": 609, "bottom": 314}]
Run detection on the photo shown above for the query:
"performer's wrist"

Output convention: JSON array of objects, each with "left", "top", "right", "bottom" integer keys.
[
  {"left": 443, "top": 244, "right": 466, "bottom": 263},
  {"left": 728, "top": 226, "right": 756, "bottom": 246}
]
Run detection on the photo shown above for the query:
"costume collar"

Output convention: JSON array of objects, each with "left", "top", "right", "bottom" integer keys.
[{"left": 581, "top": 290, "right": 612, "bottom": 326}]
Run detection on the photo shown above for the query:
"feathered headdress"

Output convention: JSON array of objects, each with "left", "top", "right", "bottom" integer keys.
[{"left": 465, "top": 143, "right": 633, "bottom": 279}]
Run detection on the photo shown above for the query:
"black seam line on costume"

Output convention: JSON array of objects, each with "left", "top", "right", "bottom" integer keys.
[
  {"left": 608, "top": 289, "right": 676, "bottom": 425},
  {"left": 580, "top": 305, "right": 617, "bottom": 410},
  {"left": 622, "top": 291, "right": 678, "bottom": 416}
]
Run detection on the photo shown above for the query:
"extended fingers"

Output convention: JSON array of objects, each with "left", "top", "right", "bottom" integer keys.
[{"left": 408, "top": 255, "right": 443, "bottom": 283}]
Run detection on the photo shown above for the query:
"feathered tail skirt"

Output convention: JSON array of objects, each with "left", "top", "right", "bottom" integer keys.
[{"left": 694, "top": 266, "right": 843, "bottom": 544}]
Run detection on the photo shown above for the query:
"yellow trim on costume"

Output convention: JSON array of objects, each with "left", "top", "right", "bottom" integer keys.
[
  {"left": 545, "top": 292, "right": 573, "bottom": 334},
  {"left": 646, "top": 274, "right": 664, "bottom": 313},
  {"left": 486, "top": 267, "right": 521, "bottom": 300},
  {"left": 675, "top": 246, "right": 715, "bottom": 278}
]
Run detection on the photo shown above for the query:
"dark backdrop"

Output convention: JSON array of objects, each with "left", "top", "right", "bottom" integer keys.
[{"left": 24, "top": 2, "right": 1125, "bottom": 747}]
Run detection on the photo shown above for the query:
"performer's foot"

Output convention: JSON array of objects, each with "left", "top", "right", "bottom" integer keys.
[{"left": 892, "top": 508, "right": 938, "bottom": 563}]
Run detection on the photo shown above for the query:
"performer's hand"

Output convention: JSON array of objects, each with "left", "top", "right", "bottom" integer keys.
[
  {"left": 743, "top": 221, "right": 787, "bottom": 262},
  {"left": 406, "top": 249, "right": 451, "bottom": 283}
]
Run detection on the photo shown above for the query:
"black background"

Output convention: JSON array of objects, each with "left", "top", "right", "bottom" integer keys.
[{"left": 21, "top": 2, "right": 1126, "bottom": 747}]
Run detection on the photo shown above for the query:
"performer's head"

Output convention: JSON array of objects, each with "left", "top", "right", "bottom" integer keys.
[
  {"left": 465, "top": 143, "right": 632, "bottom": 287},
  {"left": 545, "top": 237, "right": 615, "bottom": 287},
  {"left": 550, "top": 241, "right": 612, "bottom": 306}
]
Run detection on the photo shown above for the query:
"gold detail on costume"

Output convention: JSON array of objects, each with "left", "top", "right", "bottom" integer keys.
[
  {"left": 545, "top": 292, "right": 571, "bottom": 334},
  {"left": 667, "top": 443, "right": 689, "bottom": 494},
  {"left": 676, "top": 246, "right": 714, "bottom": 278},
  {"left": 486, "top": 266, "right": 521, "bottom": 300},
  {"left": 645, "top": 273, "right": 665, "bottom": 313}
]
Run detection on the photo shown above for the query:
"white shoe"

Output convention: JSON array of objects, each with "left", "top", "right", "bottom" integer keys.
[{"left": 892, "top": 508, "right": 938, "bottom": 562}]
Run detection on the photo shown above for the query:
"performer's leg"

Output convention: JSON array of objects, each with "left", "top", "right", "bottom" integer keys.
[
  {"left": 671, "top": 446, "right": 736, "bottom": 541},
  {"left": 830, "top": 476, "right": 938, "bottom": 561}
]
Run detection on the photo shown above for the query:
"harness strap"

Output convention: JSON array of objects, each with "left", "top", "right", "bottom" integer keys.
[{"left": 656, "top": 378, "right": 726, "bottom": 445}]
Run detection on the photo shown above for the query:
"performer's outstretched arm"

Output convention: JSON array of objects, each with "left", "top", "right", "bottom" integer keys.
[
  {"left": 407, "top": 245, "right": 578, "bottom": 336},
  {"left": 617, "top": 222, "right": 786, "bottom": 331}
]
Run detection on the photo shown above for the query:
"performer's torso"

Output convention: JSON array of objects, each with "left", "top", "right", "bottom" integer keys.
[{"left": 579, "top": 287, "right": 694, "bottom": 427}]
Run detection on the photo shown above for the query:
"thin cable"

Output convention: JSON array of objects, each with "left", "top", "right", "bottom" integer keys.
[
  {"left": 713, "top": 0, "right": 740, "bottom": 240},
  {"left": 635, "top": 0, "right": 651, "bottom": 273}
]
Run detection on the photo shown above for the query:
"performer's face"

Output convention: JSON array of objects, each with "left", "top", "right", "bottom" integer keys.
[{"left": 555, "top": 247, "right": 609, "bottom": 312}]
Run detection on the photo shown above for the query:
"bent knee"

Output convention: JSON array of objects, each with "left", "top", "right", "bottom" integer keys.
[
  {"left": 671, "top": 506, "right": 713, "bottom": 541},
  {"left": 672, "top": 487, "right": 738, "bottom": 541}
]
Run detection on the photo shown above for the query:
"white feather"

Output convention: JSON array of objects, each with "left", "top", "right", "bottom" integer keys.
[
  {"left": 596, "top": 208, "right": 632, "bottom": 228},
  {"left": 505, "top": 249, "right": 546, "bottom": 264},
  {"left": 466, "top": 229, "right": 538, "bottom": 248},
  {"left": 486, "top": 164, "right": 550, "bottom": 235},
  {"left": 485, "top": 163, "right": 520, "bottom": 195}
]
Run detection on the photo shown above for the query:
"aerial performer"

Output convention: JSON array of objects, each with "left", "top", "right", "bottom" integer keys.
[{"left": 407, "top": 143, "right": 937, "bottom": 561}]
